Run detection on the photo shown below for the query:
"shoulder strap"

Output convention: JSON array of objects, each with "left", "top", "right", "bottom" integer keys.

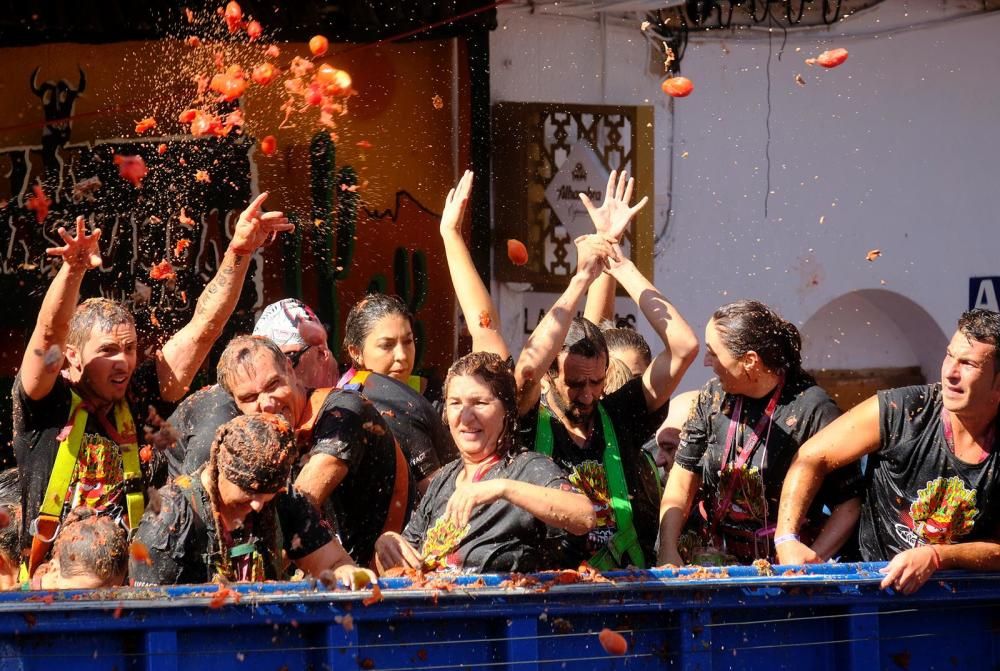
[
  {"left": 595, "top": 404, "right": 646, "bottom": 569},
  {"left": 534, "top": 405, "right": 555, "bottom": 456},
  {"left": 344, "top": 370, "right": 371, "bottom": 391}
]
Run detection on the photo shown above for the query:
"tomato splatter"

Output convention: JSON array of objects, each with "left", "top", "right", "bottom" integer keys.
[
  {"left": 174, "top": 238, "right": 191, "bottom": 258},
  {"left": 0, "top": 507, "right": 10, "bottom": 529},
  {"left": 865, "top": 249, "right": 882, "bottom": 262},
  {"left": 252, "top": 62, "right": 277, "bottom": 86},
  {"left": 478, "top": 310, "right": 492, "bottom": 329},
  {"left": 139, "top": 445, "right": 153, "bottom": 463},
  {"left": 178, "top": 208, "right": 196, "bottom": 227},
  {"left": 661, "top": 76, "right": 694, "bottom": 98},
  {"left": 149, "top": 260, "right": 177, "bottom": 282},
  {"left": 246, "top": 19, "right": 262, "bottom": 41},
  {"left": 266, "top": 44, "right": 281, "bottom": 58},
  {"left": 208, "top": 586, "right": 238, "bottom": 609},
  {"left": 26, "top": 184, "right": 51, "bottom": 223},
  {"left": 114, "top": 155, "right": 148, "bottom": 187},
  {"left": 112, "top": 606, "right": 124, "bottom": 619},
  {"left": 362, "top": 584, "right": 383, "bottom": 607},
  {"left": 185, "top": 36, "right": 202, "bottom": 48},
  {"left": 223, "top": 1, "right": 243, "bottom": 33},
  {"left": 506, "top": 239, "right": 529, "bottom": 266},
  {"left": 129, "top": 541, "right": 152, "bottom": 565},
  {"left": 157, "top": 143, "right": 168, "bottom": 155},
  {"left": 194, "top": 170, "right": 211, "bottom": 184},
  {"left": 813, "top": 48, "right": 849, "bottom": 69},
  {"left": 598, "top": 628, "right": 628, "bottom": 655},
  {"left": 316, "top": 64, "right": 351, "bottom": 96},
  {"left": 356, "top": 140, "right": 372, "bottom": 150},
  {"left": 309, "top": 35, "right": 329, "bottom": 57},
  {"left": 134, "top": 117, "right": 157, "bottom": 134},
  {"left": 210, "top": 67, "right": 248, "bottom": 102},
  {"left": 260, "top": 135, "right": 277, "bottom": 156},
  {"left": 432, "top": 94, "right": 444, "bottom": 110},
  {"left": 178, "top": 109, "right": 198, "bottom": 124}
]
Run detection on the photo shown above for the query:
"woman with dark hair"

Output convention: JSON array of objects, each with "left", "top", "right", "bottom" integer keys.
[
  {"left": 657, "top": 300, "right": 863, "bottom": 566},
  {"left": 131, "top": 414, "right": 374, "bottom": 586},
  {"left": 373, "top": 352, "right": 595, "bottom": 573},
  {"left": 341, "top": 294, "right": 421, "bottom": 391}
]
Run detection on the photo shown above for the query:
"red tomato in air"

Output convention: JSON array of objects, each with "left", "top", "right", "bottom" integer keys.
[
  {"left": 178, "top": 108, "right": 198, "bottom": 124},
  {"left": 816, "top": 48, "right": 848, "bottom": 68},
  {"left": 309, "top": 35, "right": 329, "bottom": 57},
  {"left": 157, "top": 143, "right": 168, "bottom": 155},
  {"left": 316, "top": 64, "right": 352, "bottom": 96},
  {"left": 139, "top": 445, "right": 153, "bottom": 463},
  {"left": 507, "top": 239, "right": 528, "bottom": 266},
  {"left": 598, "top": 628, "right": 628, "bottom": 656},
  {"left": 224, "top": 1, "right": 243, "bottom": 33},
  {"left": 260, "top": 135, "right": 277, "bottom": 156},
  {"left": 661, "top": 76, "right": 694, "bottom": 98},
  {"left": 26, "top": 184, "right": 51, "bottom": 223},
  {"left": 304, "top": 83, "right": 324, "bottom": 107},
  {"left": 134, "top": 117, "right": 157, "bottom": 134},
  {"left": 252, "top": 62, "right": 276, "bottom": 86},
  {"left": 246, "top": 20, "right": 263, "bottom": 41},
  {"left": 210, "top": 71, "right": 247, "bottom": 102},
  {"left": 114, "top": 154, "right": 148, "bottom": 187}
]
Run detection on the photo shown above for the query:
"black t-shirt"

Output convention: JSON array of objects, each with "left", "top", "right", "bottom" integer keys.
[
  {"left": 12, "top": 361, "right": 170, "bottom": 553},
  {"left": 675, "top": 375, "right": 863, "bottom": 563},
  {"left": 306, "top": 388, "right": 417, "bottom": 566},
  {"left": 517, "top": 377, "right": 666, "bottom": 567},
  {"left": 860, "top": 384, "right": 1000, "bottom": 561},
  {"left": 402, "top": 450, "right": 577, "bottom": 573},
  {"left": 343, "top": 372, "right": 456, "bottom": 481},
  {"left": 163, "top": 385, "right": 240, "bottom": 483},
  {"left": 130, "top": 472, "right": 332, "bottom": 585}
]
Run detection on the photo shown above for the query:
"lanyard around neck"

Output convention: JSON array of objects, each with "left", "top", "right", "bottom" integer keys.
[{"left": 719, "top": 378, "right": 784, "bottom": 473}]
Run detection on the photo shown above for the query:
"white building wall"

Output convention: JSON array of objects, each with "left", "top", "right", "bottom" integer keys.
[{"left": 490, "top": 1, "right": 1000, "bottom": 392}]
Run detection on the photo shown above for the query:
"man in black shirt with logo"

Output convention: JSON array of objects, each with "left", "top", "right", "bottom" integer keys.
[{"left": 777, "top": 309, "right": 1000, "bottom": 594}]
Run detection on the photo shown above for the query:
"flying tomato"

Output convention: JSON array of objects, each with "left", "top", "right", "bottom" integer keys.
[
  {"left": 252, "top": 62, "right": 276, "bottom": 86},
  {"left": 260, "top": 135, "right": 277, "bottom": 156},
  {"left": 309, "top": 35, "right": 329, "bottom": 57},
  {"left": 26, "top": 184, "right": 51, "bottom": 223},
  {"left": 661, "top": 76, "right": 694, "bottom": 98},
  {"left": 246, "top": 19, "right": 262, "bottom": 41},
  {"left": 134, "top": 117, "right": 157, "bottom": 134},
  {"left": 816, "top": 48, "right": 849, "bottom": 68},
  {"left": 224, "top": 1, "right": 243, "bottom": 33},
  {"left": 114, "top": 154, "right": 148, "bottom": 187},
  {"left": 506, "top": 239, "right": 529, "bottom": 266}
]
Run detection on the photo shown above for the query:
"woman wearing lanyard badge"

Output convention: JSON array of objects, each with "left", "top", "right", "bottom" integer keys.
[{"left": 657, "top": 300, "right": 864, "bottom": 566}]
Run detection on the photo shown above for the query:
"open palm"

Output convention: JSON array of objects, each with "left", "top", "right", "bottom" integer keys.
[{"left": 579, "top": 169, "right": 648, "bottom": 242}]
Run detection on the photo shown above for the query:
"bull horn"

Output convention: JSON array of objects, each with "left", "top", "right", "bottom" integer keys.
[
  {"left": 77, "top": 66, "right": 86, "bottom": 94},
  {"left": 30, "top": 67, "right": 42, "bottom": 96}
]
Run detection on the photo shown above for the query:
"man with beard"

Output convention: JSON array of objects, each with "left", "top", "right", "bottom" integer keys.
[
  {"left": 776, "top": 309, "right": 1000, "bottom": 594},
  {"left": 515, "top": 234, "right": 699, "bottom": 570},
  {"left": 13, "top": 196, "right": 292, "bottom": 577}
]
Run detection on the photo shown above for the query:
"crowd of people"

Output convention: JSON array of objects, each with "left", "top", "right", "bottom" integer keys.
[{"left": 5, "top": 170, "right": 1000, "bottom": 596}]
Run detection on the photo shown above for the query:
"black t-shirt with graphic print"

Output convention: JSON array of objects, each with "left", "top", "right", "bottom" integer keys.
[
  {"left": 12, "top": 361, "right": 171, "bottom": 554},
  {"left": 306, "top": 388, "right": 417, "bottom": 566},
  {"left": 402, "top": 450, "right": 578, "bottom": 573},
  {"left": 343, "top": 372, "right": 456, "bottom": 482},
  {"left": 517, "top": 377, "right": 667, "bottom": 568},
  {"left": 130, "top": 473, "right": 332, "bottom": 585},
  {"left": 861, "top": 384, "right": 1000, "bottom": 561},
  {"left": 674, "top": 374, "right": 863, "bottom": 563}
]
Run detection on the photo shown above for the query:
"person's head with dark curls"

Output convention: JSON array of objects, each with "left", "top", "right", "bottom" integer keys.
[
  {"left": 443, "top": 351, "right": 519, "bottom": 462},
  {"left": 203, "top": 413, "right": 297, "bottom": 544},
  {"left": 705, "top": 299, "right": 812, "bottom": 397},
  {"left": 36, "top": 508, "right": 128, "bottom": 589}
]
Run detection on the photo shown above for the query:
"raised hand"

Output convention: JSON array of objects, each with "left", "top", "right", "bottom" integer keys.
[
  {"left": 579, "top": 169, "right": 649, "bottom": 242},
  {"left": 229, "top": 192, "right": 295, "bottom": 255},
  {"left": 46, "top": 216, "right": 102, "bottom": 271},
  {"left": 574, "top": 234, "right": 618, "bottom": 283},
  {"left": 441, "top": 170, "right": 474, "bottom": 235}
]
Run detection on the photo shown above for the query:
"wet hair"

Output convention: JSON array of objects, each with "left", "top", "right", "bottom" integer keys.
[
  {"left": 0, "top": 468, "right": 20, "bottom": 568},
  {"left": 603, "top": 356, "right": 634, "bottom": 396},
  {"left": 343, "top": 294, "right": 415, "bottom": 368},
  {"left": 204, "top": 414, "right": 294, "bottom": 578},
  {"left": 217, "top": 335, "right": 290, "bottom": 395},
  {"left": 958, "top": 309, "right": 1000, "bottom": 350},
  {"left": 67, "top": 298, "right": 135, "bottom": 350},
  {"left": 443, "top": 352, "right": 518, "bottom": 457},
  {"left": 711, "top": 300, "right": 805, "bottom": 376},
  {"left": 52, "top": 508, "right": 128, "bottom": 584},
  {"left": 602, "top": 326, "right": 652, "bottom": 371},
  {"left": 549, "top": 317, "right": 609, "bottom": 376}
]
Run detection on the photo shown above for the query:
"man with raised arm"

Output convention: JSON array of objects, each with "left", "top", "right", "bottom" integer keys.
[
  {"left": 515, "top": 172, "right": 700, "bottom": 570},
  {"left": 776, "top": 309, "right": 1000, "bottom": 594},
  {"left": 13, "top": 195, "right": 291, "bottom": 577}
]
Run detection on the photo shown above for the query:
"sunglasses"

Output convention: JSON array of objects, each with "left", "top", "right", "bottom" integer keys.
[{"left": 285, "top": 345, "right": 312, "bottom": 368}]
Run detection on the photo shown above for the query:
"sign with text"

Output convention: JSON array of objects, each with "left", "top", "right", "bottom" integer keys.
[{"left": 970, "top": 277, "right": 1000, "bottom": 312}]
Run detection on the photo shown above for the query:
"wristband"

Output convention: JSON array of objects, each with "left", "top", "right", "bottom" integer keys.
[
  {"left": 773, "top": 533, "right": 800, "bottom": 547},
  {"left": 928, "top": 544, "right": 942, "bottom": 570}
]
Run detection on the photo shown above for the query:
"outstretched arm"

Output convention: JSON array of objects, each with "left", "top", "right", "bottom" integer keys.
[
  {"left": 157, "top": 193, "right": 293, "bottom": 402},
  {"left": 605, "top": 246, "right": 698, "bottom": 413},
  {"left": 20, "top": 216, "right": 102, "bottom": 400},
  {"left": 581, "top": 170, "right": 648, "bottom": 326},
  {"left": 775, "top": 396, "right": 880, "bottom": 564},
  {"left": 514, "top": 235, "right": 615, "bottom": 415},
  {"left": 440, "top": 170, "right": 509, "bottom": 358}
]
